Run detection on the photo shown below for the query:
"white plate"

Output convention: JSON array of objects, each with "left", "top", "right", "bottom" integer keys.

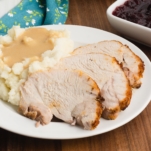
[{"left": 0, "top": 25, "right": 151, "bottom": 139}]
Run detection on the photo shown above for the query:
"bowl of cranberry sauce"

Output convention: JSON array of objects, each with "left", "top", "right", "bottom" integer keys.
[
  {"left": 113, "top": 0, "right": 151, "bottom": 29},
  {"left": 107, "top": 0, "right": 151, "bottom": 47}
]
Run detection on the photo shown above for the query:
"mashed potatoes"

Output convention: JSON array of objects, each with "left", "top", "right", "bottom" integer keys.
[{"left": 0, "top": 26, "right": 74, "bottom": 105}]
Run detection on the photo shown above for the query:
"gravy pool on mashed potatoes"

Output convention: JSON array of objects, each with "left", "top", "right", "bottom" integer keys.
[{"left": 0, "top": 26, "right": 74, "bottom": 105}]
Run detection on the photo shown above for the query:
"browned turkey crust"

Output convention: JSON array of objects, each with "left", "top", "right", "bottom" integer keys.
[
  {"left": 73, "top": 40, "right": 144, "bottom": 88},
  {"left": 102, "top": 85, "right": 132, "bottom": 119},
  {"left": 92, "top": 101, "right": 102, "bottom": 129},
  {"left": 19, "top": 69, "right": 103, "bottom": 130}
]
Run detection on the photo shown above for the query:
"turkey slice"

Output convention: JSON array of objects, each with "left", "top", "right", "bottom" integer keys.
[
  {"left": 19, "top": 69, "right": 102, "bottom": 130},
  {"left": 73, "top": 40, "right": 144, "bottom": 88},
  {"left": 55, "top": 53, "right": 132, "bottom": 119}
]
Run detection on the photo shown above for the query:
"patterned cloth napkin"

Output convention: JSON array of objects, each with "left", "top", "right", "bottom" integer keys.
[{"left": 0, "top": 0, "right": 68, "bottom": 35}]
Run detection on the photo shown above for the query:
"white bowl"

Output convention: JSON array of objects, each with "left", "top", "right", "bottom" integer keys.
[{"left": 107, "top": 0, "right": 151, "bottom": 47}]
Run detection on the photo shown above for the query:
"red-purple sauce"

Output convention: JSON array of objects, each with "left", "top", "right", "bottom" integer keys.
[{"left": 112, "top": 0, "right": 151, "bottom": 28}]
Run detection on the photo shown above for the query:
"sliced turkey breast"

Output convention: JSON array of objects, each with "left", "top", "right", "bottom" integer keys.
[
  {"left": 73, "top": 40, "right": 144, "bottom": 88},
  {"left": 19, "top": 69, "right": 102, "bottom": 130},
  {"left": 55, "top": 53, "right": 132, "bottom": 119}
]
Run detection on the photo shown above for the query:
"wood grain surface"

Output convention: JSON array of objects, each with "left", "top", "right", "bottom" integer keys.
[{"left": 0, "top": 0, "right": 151, "bottom": 151}]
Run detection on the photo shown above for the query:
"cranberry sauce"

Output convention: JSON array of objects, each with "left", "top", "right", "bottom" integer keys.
[{"left": 112, "top": 0, "right": 151, "bottom": 28}]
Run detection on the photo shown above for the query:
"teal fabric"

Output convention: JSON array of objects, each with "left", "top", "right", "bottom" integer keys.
[{"left": 0, "top": 0, "right": 68, "bottom": 35}]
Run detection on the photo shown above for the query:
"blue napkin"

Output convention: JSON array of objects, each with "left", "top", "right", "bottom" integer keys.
[{"left": 0, "top": 0, "right": 69, "bottom": 35}]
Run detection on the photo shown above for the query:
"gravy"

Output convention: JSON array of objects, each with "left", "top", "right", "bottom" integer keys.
[{"left": 1, "top": 28, "right": 53, "bottom": 67}]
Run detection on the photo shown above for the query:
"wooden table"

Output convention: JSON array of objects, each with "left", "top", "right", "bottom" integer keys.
[{"left": 0, "top": 0, "right": 151, "bottom": 150}]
